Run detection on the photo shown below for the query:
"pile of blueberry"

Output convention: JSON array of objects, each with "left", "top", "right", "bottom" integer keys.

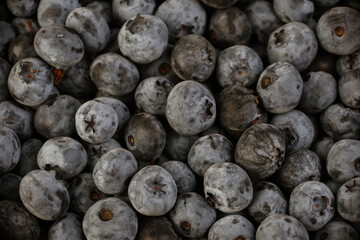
[{"left": 1, "top": 0, "right": 360, "bottom": 239}]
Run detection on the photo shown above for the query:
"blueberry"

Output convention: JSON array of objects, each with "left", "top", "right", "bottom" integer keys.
[
  {"left": 68, "top": 173, "right": 107, "bottom": 215},
  {"left": 112, "top": 0, "right": 156, "bottom": 26},
  {"left": 289, "top": 181, "right": 335, "bottom": 231},
  {"left": 166, "top": 80, "right": 216, "bottom": 136},
  {"left": 169, "top": 192, "right": 217, "bottom": 238},
  {"left": 218, "top": 86, "right": 267, "bottom": 138},
  {"left": 10, "top": 17, "right": 39, "bottom": 34},
  {"left": 0, "top": 173, "right": 21, "bottom": 201},
  {"left": 320, "top": 103, "right": 360, "bottom": 140},
  {"left": 75, "top": 99, "right": 118, "bottom": 144},
  {"left": 171, "top": 34, "right": 216, "bottom": 82},
  {"left": 128, "top": 165, "right": 177, "bottom": 216},
  {"left": 6, "top": 0, "right": 37, "bottom": 17},
  {"left": 93, "top": 148, "right": 137, "bottom": 195},
  {"left": 267, "top": 22, "right": 318, "bottom": 71},
  {"left": 137, "top": 216, "right": 181, "bottom": 240},
  {"left": 298, "top": 71, "right": 337, "bottom": 114},
  {"left": 312, "top": 137, "right": 335, "bottom": 164},
  {"left": 82, "top": 197, "right": 138, "bottom": 240},
  {"left": 248, "top": 181, "right": 288, "bottom": 223},
  {"left": 162, "top": 160, "right": 197, "bottom": 195},
  {"left": 316, "top": 7, "right": 360, "bottom": 55},
  {"left": 0, "top": 200, "right": 40, "bottom": 240},
  {"left": 337, "top": 177, "right": 360, "bottom": 222},
  {"left": 8, "top": 31, "right": 38, "bottom": 64},
  {"left": 0, "top": 125, "right": 21, "bottom": 175},
  {"left": 235, "top": 123, "right": 286, "bottom": 180},
  {"left": 135, "top": 77, "right": 174, "bottom": 116},
  {"left": 0, "top": 21, "right": 15, "bottom": 58},
  {"left": 34, "top": 24, "right": 84, "bottom": 70},
  {"left": 90, "top": 52, "right": 139, "bottom": 97},
  {"left": 216, "top": 45, "right": 263, "bottom": 88},
  {"left": 327, "top": 139, "right": 360, "bottom": 183},
  {"left": 208, "top": 8, "right": 252, "bottom": 48},
  {"left": 339, "top": 69, "right": 360, "bottom": 108},
  {"left": 0, "top": 57, "right": 11, "bottom": 102},
  {"left": 66, "top": 7, "right": 110, "bottom": 54},
  {"left": 256, "top": 214, "right": 309, "bottom": 240},
  {"left": 86, "top": 0, "right": 112, "bottom": 23},
  {"left": 200, "top": 0, "right": 238, "bottom": 9},
  {"left": 277, "top": 150, "right": 321, "bottom": 191},
  {"left": 245, "top": 1, "right": 283, "bottom": 43},
  {"left": 273, "top": 0, "right": 314, "bottom": 23},
  {"left": 204, "top": 162, "right": 253, "bottom": 213},
  {"left": 37, "top": 136, "right": 87, "bottom": 180},
  {"left": 315, "top": 220, "right": 359, "bottom": 240},
  {"left": 270, "top": 110, "right": 315, "bottom": 152},
  {"left": 37, "top": 0, "right": 80, "bottom": 27},
  {"left": 48, "top": 212, "right": 85, "bottom": 240},
  {"left": 124, "top": 112, "right": 166, "bottom": 162},
  {"left": 164, "top": 128, "right": 199, "bottom": 162},
  {"left": 118, "top": 14, "right": 168, "bottom": 64},
  {"left": 155, "top": 0, "right": 206, "bottom": 43},
  {"left": 256, "top": 62, "right": 303, "bottom": 114},
  {"left": 0, "top": 101, "right": 34, "bottom": 139},
  {"left": 336, "top": 49, "right": 360, "bottom": 76},
  {"left": 19, "top": 169, "right": 70, "bottom": 221},
  {"left": 188, "top": 134, "right": 233, "bottom": 176},
  {"left": 208, "top": 215, "right": 255, "bottom": 240}
]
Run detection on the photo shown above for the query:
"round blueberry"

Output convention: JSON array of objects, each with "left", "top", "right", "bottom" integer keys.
[
  {"left": 337, "top": 177, "right": 360, "bottom": 222},
  {"left": 208, "top": 215, "right": 255, "bottom": 240},
  {"left": 48, "top": 213, "right": 85, "bottom": 240},
  {"left": 112, "top": 0, "right": 156, "bottom": 26},
  {"left": 273, "top": 0, "right": 314, "bottom": 23},
  {"left": 37, "top": 0, "right": 80, "bottom": 27},
  {"left": 315, "top": 220, "right": 358, "bottom": 240},
  {"left": 164, "top": 128, "right": 199, "bottom": 162},
  {"left": 339, "top": 69, "right": 360, "bottom": 108},
  {"left": 0, "top": 125, "right": 21, "bottom": 175}
]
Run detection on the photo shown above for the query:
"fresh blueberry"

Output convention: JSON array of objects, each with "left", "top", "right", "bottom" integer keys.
[
  {"left": 336, "top": 49, "right": 360, "bottom": 77},
  {"left": 164, "top": 128, "right": 199, "bottom": 162},
  {"left": 315, "top": 220, "right": 359, "bottom": 240},
  {"left": 48, "top": 212, "right": 85, "bottom": 240},
  {"left": 112, "top": 0, "right": 156, "bottom": 26},
  {"left": 324, "top": 179, "right": 342, "bottom": 196},
  {"left": 37, "top": 0, "right": 80, "bottom": 27},
  {"left": 311, "top": 137, "right": 335, "bottom": 163},
  {"left": 10, "top": 17, "right": 39, "bottom": 34},
  {"left": 273, "top": 0, "right": 314, "bottom": 23},
  {"left": 338, "top": 69, "right": 360, "bottom": 108},
  {"left": 6, "top": 0, "right": 38, "bottom": 17},
  {"left": 0, "top": 125, "right": 21, "bottom": 175},
  {"left": 86, "top": 0, "right": 112, "bottom": 23},
  {"left": 8, "top": 31, "right": 38, "bottom": 64},
  {"left": 208, "top": 215, "right": 255, "bottom": 240},
  {"left": 336, "top": 177, "right": 360, "bottom": 222}
]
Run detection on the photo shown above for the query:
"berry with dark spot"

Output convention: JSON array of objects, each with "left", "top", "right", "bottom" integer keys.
[
  {"left": 314, "top": 221, "right": 359, "bottom": 240},
  {"left": 137, "top": 216, "right": 181, "bottom": 240},
  {"left": 208, "top": 215, "right": 255, "bottom": 240},
  {"left": 48, "top": 213, "right": 85, "bottom": 240},
  {"left": 336, "top": 49, "right": 360, "bottom": 76},
  {"left": 86, "top": 0, "right": 112, "bottom": 23},
  {"left": 6, "top": 0, "right": 38, "bottom": 17},
  {"left": 37, "top": 0, "right": 80, "bottom": 27},
  {"left": 336, "top": 177, "right": 360, "bottom": 222},
  {"left": 10, "top": 17, "right": 40, "bottom": 34}
]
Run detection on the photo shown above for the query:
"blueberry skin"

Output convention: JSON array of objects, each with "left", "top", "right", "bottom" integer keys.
[
  {"left": 164, "top": 128, "right": 199, "bottom": 162},
  {"left": 34, "top": 95, "right": 81, "bottom": 139},
  {"left": 217, "top": 86, "right": 267, "bottom": 138},
  {"left": 162, "top": 160, "right": 197, "bottom": 195},
  {"left": 337, "top": 177, "right": 360, "bottom": 222},
  {"left": 8, "top": 57, "right": 54, "bottom": 107},
  {"left": 0, "top": 125, "right": 21, "bottom": 175},
  {"left": 256, "top": 214, "right": 309, "bottom": 240},
  {"left": 273, "top": 0, "right": 314, "bottom": 23},
  {"left": 0, "top": 200, "right": 40, "bottom": 240},
  {"left": 34, "top": 24, "right": 84, "bottom": 70},
  {"left": 256, "top": 62, "right": 303, "bottom": 114},
  {"left": 19, "top": 170, "right": 70, "bottom": 221},
  {"left": 48, "top": 212, "right": 85, "bottom": 240},
  {"left": 200, "top": 0, "right": 238, "bottom": 9},
  {"left": 90, "top": 52, "right": 140, "bottom": 97},
  {"left": 118, "top": 14, "right": 168, "bottom": 64},
  {"left": 37, "top": 0, "right": 80, "bottom": 27},
  {"left": 8, "top": 31, "right": 38, "bottom": 64},
  {"left": 248, "top": 181, "right": 288, "bottom": 223},
  {"left": 10, "top": 17, "right": 40, "bottom": 35},
  {"left": 216, "top": 45, "right": 263, "bottom": 88},
  {"left": 93, "top": 148, "right": 138, "bottom": 195},
  {"left": 6, "top": 0, "right": 37, "bottom": 17},
  {"left": 135, "top": 77, "right": 174, "bottom": 116},
  {"left": 289, "top": 181, "right": 335, "bottom": 231},
  {"left": 171, "top": 34, "right": 216, "bottom": 82},
  {"left": 267, "top": 22, "right": 318, "bottom": 71},
  {"left": 0, "top": 173, "right": 21, "bottom": 201},
  {"left": 155, "top": 0, "right": 206, "bottom": 43},
  {"left": 112, "top": 0, "right": 156, "bottom": 26},
  {"left": 208, "top": 8, "right": 252, "bottom": 48},
  {"left": 137, "top": 216, "right": 181, "bottom": 240},
  {"left": 68, "top": 173, "right": 107, "bottom": 215},
  {"left": 320, "top": 104, "right": 360, "bottom": 140},
  {"left": 204, "top": 162, "right": 253, "bottom": 213},
  {"left": 169, "top": 192, "right": 217, "bottom": 238},
  {"left": 327, "top": 139, "right": 360, "bottom": 183},
  {"left": 75, "top": 99, "right": 118, "bottom": 144},
  {"left": 0, "top": 57, "right": 11, "bottom": 102},
  {"left": 66, "top": 7, "right": 110, "bottom": 54},
  {"left": 317, "top": 7, "right": 360, "bottom": 56},
  {"left": 315, "top": 221, "right": 359, "bottom": 240},
  {"left": 82, "top": 197, "right": 138, "bottom": 240},
  {"left": 245, "top": 1, "right": 283, "bottom": 43},
  {"left": 235, "top": 123, "right": 286, "bottom": 180},
  {"left": 188, "top": 134, "right": 233, "bottom": 177},
  {"left": 86, "top": 0, "right": 112, "bottom": 23},
  {"left": 0, "top": 101, "right": 34, "bottom": 139},
  {"left": 128, "top": 165, "right": 177, "bottom": 216},
  {"left": 277, "top": 150, "right": 321, "bottom": 191},
  {"left": 271, "top": 110, "right": 315, "bottom": 152},
  {"left": 124, "top": 112, "right": 166, "bottom": 162},
  {"left": 339, "top": 69, "right": 360, "bottom": 108},
  {"left": 336, "top": 49, "right": 360, "bottom": 77},
  {"left": 37, "top": 136, "right": 88, "bottom": 180},
  {"left": 298, "top": 71, "right": 337, "bottom": 114},
  {"left": 0, "top": 21, "right": 15, "bottom": 57},
  {"left": 166, "top": 80, "right": 216, "bottom": 136},
  {"left": 208, "top": 215, "right": 255, "bottom": 240}
]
